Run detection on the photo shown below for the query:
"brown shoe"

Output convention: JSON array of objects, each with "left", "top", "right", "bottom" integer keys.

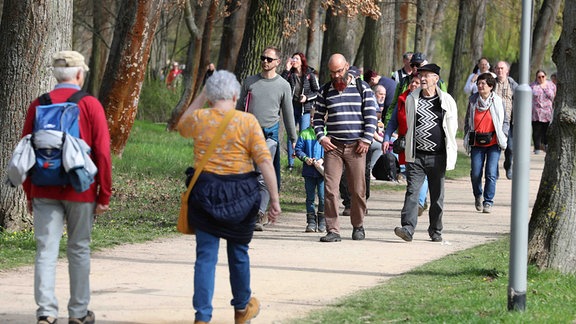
[
  {"left": 68, "top": 310, "right": 94, "bottom": 324},
  {"left": 234, "top": 297, "right": 260, "bottom": 324}
]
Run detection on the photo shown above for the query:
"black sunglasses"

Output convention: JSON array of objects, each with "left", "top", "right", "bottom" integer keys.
[{"left": 260, "top": 55, "right": 278, "bottom": 63}]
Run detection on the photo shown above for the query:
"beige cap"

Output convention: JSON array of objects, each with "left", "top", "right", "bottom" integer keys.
[{"left": 52, "top": 50, "right": 89, "bottom": 71}]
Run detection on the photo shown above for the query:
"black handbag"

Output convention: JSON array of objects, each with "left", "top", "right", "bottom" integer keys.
[
  {"left": 393, "top": 136, "right": 406, "bottom": 154},
  {"left": 475, "top": 132, "right": 494, "bottom": 145}
]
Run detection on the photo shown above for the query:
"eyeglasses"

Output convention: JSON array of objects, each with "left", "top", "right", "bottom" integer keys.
[
  {"left": 260, "top": 55, "right": 278, "bottom": 63},
  {"left": 537, "top": 75, "right": 546, "bottom": 79}
]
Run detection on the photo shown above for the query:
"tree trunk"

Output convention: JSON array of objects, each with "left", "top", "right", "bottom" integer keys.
[
  {"left": 0, "top": 0, "right": 72, "bottom": 231},
  {"left": 470, "top": 0, "right": 486, "bottom": 62},
  {"left": 447, "top": 0, "right": 475, "bottom": 127},
  {"left": 192, "top": 0, "right": 218, "bottom": 98},
  {"left": 394, "top": 0, "right": 410, "bottom": 68},
  {"left": 528, "top": 1, "right": 576, "bottom": 274},
  {"left": 234, "top": 0, "right": 284, "bottom": 82},
  {"left": 415, "top": 0, "right": 450, "bottom": 59},
  {"left": 216, "top": 0, "right": 249, "bottom": 71},
  {"left": 99, "top": 0, "right": 163, "bottom": 157},
  {"left": 531, "top": 0, "right": 562, "bottom": 76},
  {"left": 319, "top": 6, "right": 364, "bottom": 84},
  {"left": 364, "top": 0, "right": 394, "bottom": 76},
  {"left": 425, "top": 0, "right": 449, "bottom": 61},
  {"left": 305, "top": 0, "right": 324, "bottom": 70},
  {"left": 165, "top": 0, "right": 209, "bottom": 131},
  {"left": 281, "top": 0, "right": 306, "bottom": 60},
  {"left": 86, "top": 0, "right": 117, "bottom": 96}
]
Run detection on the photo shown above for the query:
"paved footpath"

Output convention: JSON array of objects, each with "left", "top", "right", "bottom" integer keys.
[{"left": 0, "top": 151, "right": 545, "bottom": 324}]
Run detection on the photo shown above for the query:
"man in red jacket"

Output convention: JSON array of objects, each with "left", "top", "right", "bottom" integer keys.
[{"left": 21, "top": 50, "right": 112, "bottom": 324}]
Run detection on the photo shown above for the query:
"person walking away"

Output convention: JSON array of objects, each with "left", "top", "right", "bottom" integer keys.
[
  {"left": 295, "top": 110, "right": 326, "bottom": 232},
  {"left": 281, "top": 52, "right": 320, "bottom": 171},
  {"left": 530, "top": 69, "right": 556, "bottom": 154},
  {"left": 177, "top": 70, "right": 281, "bottom": 324},
  {"left": 237, "top": 46, "right": 297, "bottom": 230},
  {"left": 464, "top": 73, "right": 508, "bottom": 214},
  {"left": 493, "top": 61, "right": 518, "bottom": 179},
  {"left": 20, "top": 50, "right": 112, "bottom": 324},
  {"left": 392, "top": 63, "right": 458, "bottom": 243},
  {"left": 313, "top": 53, "right": 378, "bottom": 242}
]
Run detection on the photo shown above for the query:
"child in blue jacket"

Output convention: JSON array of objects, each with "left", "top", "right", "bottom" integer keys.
[{"left": 295, "top": 113, "right": 325, "bottom": 232}]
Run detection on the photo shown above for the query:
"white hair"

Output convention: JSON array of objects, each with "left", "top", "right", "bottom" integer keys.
[
  {"left": 204, "top": 70, "right": 240, "bottom": 102},
  {"left": 53, "top": 67, "right": 83, "bottom": 83}
]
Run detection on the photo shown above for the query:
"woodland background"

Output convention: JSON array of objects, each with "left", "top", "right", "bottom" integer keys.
[{"left": 2, "top": 0, "right": 576, "bottom": 273}]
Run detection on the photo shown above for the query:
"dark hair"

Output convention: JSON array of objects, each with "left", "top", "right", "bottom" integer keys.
[
  {"left": 363, "top": 69, "right": 378, "bottom": 82},
  {"left": 262, "top": 46, "right": 281, "bottom": 59},
  {"left": 292, "top": 52, "right": 308, "bottom": 73},
  {"left": 477, "top": 72, "right": 496, "bottom": 89}
]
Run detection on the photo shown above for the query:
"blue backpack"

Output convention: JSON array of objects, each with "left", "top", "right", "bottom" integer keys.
[{"left": 30, "top": 91, "right": 87, "bottom": 187}]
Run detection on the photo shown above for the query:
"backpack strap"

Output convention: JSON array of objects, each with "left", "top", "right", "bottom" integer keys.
[
  {"left": 67, "top": 90, "right": 88, "bottom": 103},
  {"left": 38, "top": 93, "right": 52, "bottom": 105}
]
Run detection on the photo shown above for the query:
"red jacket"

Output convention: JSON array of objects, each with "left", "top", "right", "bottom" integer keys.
[
  {"left": 22, "top": 85, "right": 112, "bottom": 205},
  {"left": 396, "top": 89, "right": 410, "bottom": 165}
]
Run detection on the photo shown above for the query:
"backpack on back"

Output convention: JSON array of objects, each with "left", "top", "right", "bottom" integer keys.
[{"left": 30, "top": 91, "right": 88, "bottom": 188}]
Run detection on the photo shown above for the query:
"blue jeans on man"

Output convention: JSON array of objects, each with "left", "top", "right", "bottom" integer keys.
[
  {"left": 470, "top": 144, "right": 501, "bottom": 206},
  {"left": 258, "top": 123, "right": 279, "bottom": 213},
  {"left": 193, "top": 229, "right": 251, "bottom": 323}
]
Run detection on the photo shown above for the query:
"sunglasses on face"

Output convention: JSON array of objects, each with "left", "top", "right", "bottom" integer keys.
[{"left": 260, "top": 55, "right": 278, "bottom": 63}]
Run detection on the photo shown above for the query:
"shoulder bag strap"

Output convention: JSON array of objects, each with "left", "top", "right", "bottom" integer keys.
[{"left": 183, "top": 109, "right": 235, "bottom": 200}]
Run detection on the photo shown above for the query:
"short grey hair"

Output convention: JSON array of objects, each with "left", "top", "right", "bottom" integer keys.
[
  {"left": 53, "top": 66, "right": 84, "bottom": 83},
  {"left": 204, "top": 70, "right": 241, "bottom": 102}
]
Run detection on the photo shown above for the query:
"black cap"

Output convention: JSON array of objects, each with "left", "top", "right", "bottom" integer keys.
[
  {"left": 410, "top": 52, "right": 426, "bottom": 65},
  {"left": 418, "top": 63, "right": 441, "bottom": 76}
]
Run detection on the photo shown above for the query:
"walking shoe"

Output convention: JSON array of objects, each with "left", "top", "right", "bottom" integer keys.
[
  {"left": 317, "top": 212, "right": 326, "bottom": 233},
  {"left": 483, "top": 203, "right": 492, "bottom": 214},
  {"left": 475, "top": 196, "right": 482, "bottom": 212},
  {"left": 430, "top": 235, "right": 443, "bottom": 242},
  {"left": 68, "top": 310, "right": 94, "bottom": 324},
  {"left": 254, "top": 211, "right": 266, "bottom": 231},
  {"left": 305, "top": 213, "right": 317, "bottom": 232},
  {"left": 506, "top": 168, "right": 513, "bottom": 180},
  {"left": 234, "top": 297, "right": 260, "bottom": 324},
  {"left": 320, "top": 232, "right": 341, "bottom": 242},
  {"left": 352, "top": 226, "right": 365, "bottom": 240},
  {"left": 394, "top": 227, "right": 413, "bottom": 242},
  {"left": 341, "top": 208, "right": 351, "bottom": 216},
  {"left": 38, "top": 316, "right": 58, "bottom": 324},
  {"left": 305, "top": 224, "right": 316, "bottom": 232}
]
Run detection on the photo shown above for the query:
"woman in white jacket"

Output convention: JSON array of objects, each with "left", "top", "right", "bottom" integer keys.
[{"left": 463, "top": 73, "right": 508, "bottom": 214}]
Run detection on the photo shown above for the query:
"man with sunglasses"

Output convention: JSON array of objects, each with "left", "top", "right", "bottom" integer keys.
[{"left": 237, "top": 46, "right": 297, "bottom": 231}]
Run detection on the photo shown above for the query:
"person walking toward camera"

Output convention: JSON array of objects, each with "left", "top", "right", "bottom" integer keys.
[
  {"left": 313, "top": 53, "right": 378, "bottom": 242},
  {"left": 393, "top": 63, "right": 458, "bottom": 243},
  {"left": 237, "top": 46, "right": 297, "bottom": 231},
  {"left": 20, "top": 51, "right": 112, "bottom": 324},
  {"left": 295, "top": 110, "right": 326, "bottom": 233},
  {"left": 464, "top": 73, "right": 508, "bottom": 214},
  {"left": 281, "top": 52, "right": 320, "bottom": 171},
  {"left": 178, "top": 70, "right": 281, "bottom": 324},
  {"left": 530, "top": 69, "right": 556, "bottom": 154}
]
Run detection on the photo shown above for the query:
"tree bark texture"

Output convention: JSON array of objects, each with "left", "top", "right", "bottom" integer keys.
[
  {"left": 363, "top": 0, "right": 394, "bottom": 75},
  {"left": 192, "top": 0, "right": 218, "bottom": 98},
  {"left": 234, "top": 0, "right": 284, "bottom": 82},
  {"left": 86, "top": 0, "right": 117, "bottom": 96},
  {"left": 305, "top": 0, "right": 324, "bottom": 70},
  {"left": 393, "top": 0, "right": 410, "bottom": 69},
  {"left": 99, "top": 0, "right": 163, "bottom": 156},
  {"left": 319, "top": 6, "right": 364, "bottom": 84},
  {"left": 0, "top": 0, "right": 72, "bottom": 230},
  {"left": 530, "top": 0, "right": 562, "bottom": 76},
  {"left": 469, "top": 0, "right": 486, "bottom": 62},
  {"left": 447, "top": 0, "right": 474, "bottom": 128},
  {"left": 217, "top": 0, "right": 249, "bottom": 72},
  {"left": 528, "top": 1, "right": 576, "bottom": 274},
  {"left": 281, "top": 0, "right": 305, "bottom": 61},
  {"left": 165, "top": 0, "right": 209, "bottom": 131}
]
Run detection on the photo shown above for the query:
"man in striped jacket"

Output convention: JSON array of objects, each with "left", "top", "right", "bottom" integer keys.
[{"left": 313, "top": 53, "right": 378, "bottom": 242}]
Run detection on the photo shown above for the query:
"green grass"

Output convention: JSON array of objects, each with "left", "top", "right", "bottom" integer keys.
[
  {"left": 2, "top": 122, "right": 574, "bottom": 323},
  {"left": 290, "top": 237, "right": 576, "bottom": 324}
]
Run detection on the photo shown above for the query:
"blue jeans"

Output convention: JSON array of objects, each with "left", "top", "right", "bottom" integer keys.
[
  {"left": 304, "top": 176, "right": 324, "bottom": 214},
  {"left": 287, "top": 112, "right": 310, "bottom": 167},
  {"left": 470, "top": 145, "right": 501, "bottom": 205},
  {"left": 257, "top": 123, "right": 279, "bottom": 213},
  {"left": 193, "top": 229, "right": 251, "bottom": 323},
  {"left": 33, "top": 198, "right": 95, "bottom": 319}
]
